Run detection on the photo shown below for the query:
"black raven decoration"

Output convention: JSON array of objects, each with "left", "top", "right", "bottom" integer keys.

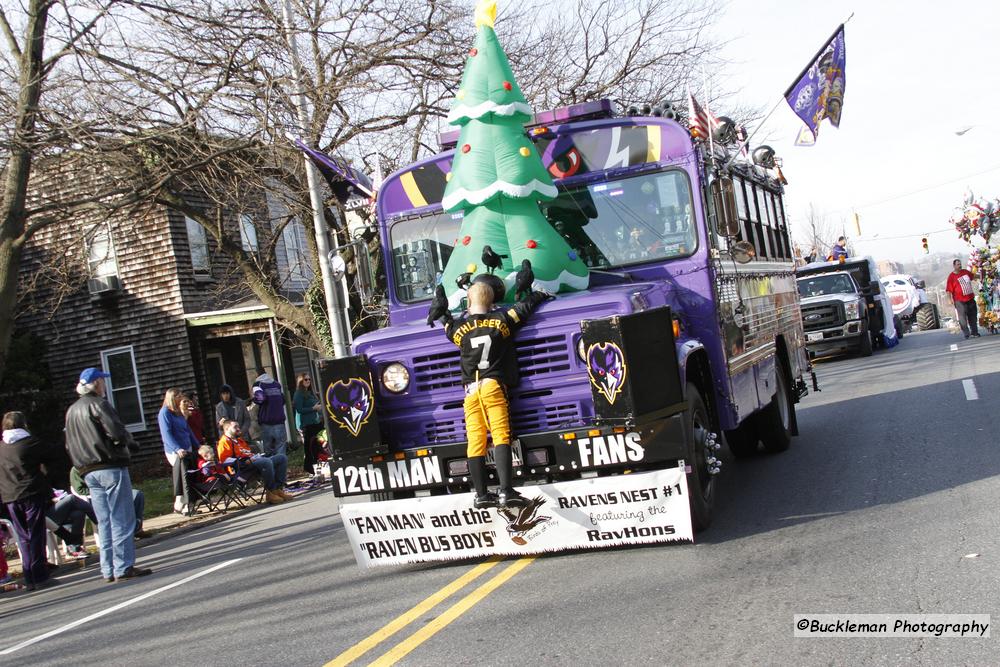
[
  {"left": 426, "top": 284, "right": 452, "bottom": 328},
  {"left": 514, "top": 259, "right": 534, "bottom": 301},
  {"left": 497, "top": 496, "right": 551, "bottom": 537},
  {"left": 481, "top": 245, "right": 507, "bottom": 275}
]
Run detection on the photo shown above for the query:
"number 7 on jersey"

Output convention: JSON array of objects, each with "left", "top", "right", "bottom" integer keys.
[{"left": 470, "top": 335, "right": 493, "bottom": 369}]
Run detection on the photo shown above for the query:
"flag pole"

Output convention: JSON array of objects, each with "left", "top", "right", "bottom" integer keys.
[{"left": 703, "top": 66, "right": 715, "bottom": 158}]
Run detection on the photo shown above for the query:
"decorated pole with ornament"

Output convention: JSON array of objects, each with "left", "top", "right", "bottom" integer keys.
[{"left": 439, "top": 0, "right": 589, "bottom": 309}]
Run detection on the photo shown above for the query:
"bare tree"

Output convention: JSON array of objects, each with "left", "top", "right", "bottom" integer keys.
[{"left": 4, "top": 0, "right": 734, "bottom": 379}]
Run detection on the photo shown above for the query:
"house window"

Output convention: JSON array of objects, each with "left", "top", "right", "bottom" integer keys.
[
  {"left": 281, "top": 219, "right": 312, "bottom": 288},
  {"left": 239, "top": 214, "right": 259, "bottom": 252},
  {"left": 86, "top": 223, "right": 118, "bottom": 278},
  {"left": 100, "top": 346, "right": 145, "bottom": 431},
  {"left": 185, "top": 216, "right": 210, "bottom": 273}
]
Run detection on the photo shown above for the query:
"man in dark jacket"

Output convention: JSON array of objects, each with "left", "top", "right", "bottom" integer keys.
[
  {"left": 0, "top": 411, "right": 64, "bottom": 590},
  {"left": 64, "top": 367, "right": 152, "bottom": 583},
  {"left": 215, "top": 384, "right": 251, "bottom": 436}
]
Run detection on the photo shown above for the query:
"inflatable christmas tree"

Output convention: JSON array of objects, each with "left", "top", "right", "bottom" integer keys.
[{"left": 440, "top": 0, "right": 589, "bottom": 308}]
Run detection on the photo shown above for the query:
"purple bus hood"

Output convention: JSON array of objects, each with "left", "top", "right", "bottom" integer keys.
[{"left": 352, "top": 282, "right": 671, "bottom": 450}]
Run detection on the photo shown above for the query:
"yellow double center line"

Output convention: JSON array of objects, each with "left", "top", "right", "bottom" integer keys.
[{"left": 326, "top": 557, "right": 536, "bottom": 667}]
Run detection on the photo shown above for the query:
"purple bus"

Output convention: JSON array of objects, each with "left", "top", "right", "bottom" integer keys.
[{"left": 321, "top": 100, "right": 811, "bottom": 530}]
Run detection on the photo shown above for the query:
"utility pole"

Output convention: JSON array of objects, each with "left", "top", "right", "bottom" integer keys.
[{"left": 280, "top": 0, "right": 353, "bottom": 358}]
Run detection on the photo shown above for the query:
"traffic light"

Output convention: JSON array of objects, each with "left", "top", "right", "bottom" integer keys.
[{"left": 921, "top": 237, "right": 929, "bottom": 254}]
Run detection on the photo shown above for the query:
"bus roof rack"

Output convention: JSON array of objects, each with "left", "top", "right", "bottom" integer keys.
[{"left": 437, "top": 99, "right": 617, "bottom": 150}]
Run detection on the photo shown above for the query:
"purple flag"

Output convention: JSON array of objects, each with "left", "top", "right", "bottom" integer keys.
[
  {"left": 290, "top": 137, "right": 374, "bottom": 205},
  {"left": 785, "top": 25, "right": 846, "bottom": 142}
]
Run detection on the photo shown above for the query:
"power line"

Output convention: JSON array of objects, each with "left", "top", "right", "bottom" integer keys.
[
  {"left": 855, "top": 227, "right": 954, "bottom": 242},
  {"left": 845, "top": 163, "right": 1000, "bottom": 213}
]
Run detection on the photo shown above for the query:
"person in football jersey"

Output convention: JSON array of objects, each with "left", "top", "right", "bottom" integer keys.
[{"left": 445, "top": 279, "right": 550, "bottom": 509}]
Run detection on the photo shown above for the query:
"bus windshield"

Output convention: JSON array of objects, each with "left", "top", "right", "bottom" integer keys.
[{"left": 388, "top": 169, "right": 696, "bottom": 303}]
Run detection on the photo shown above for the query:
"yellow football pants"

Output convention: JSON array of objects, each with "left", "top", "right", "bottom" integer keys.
[{"left": 463, "top": 378, "right": 510, "bottom": 458}]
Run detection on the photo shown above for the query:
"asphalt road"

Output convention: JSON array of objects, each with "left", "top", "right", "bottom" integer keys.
[{"left": 2, "top": 328, "right": 998, "bottom": 666}]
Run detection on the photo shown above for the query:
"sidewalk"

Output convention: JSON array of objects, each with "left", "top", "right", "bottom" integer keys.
[{"left": 2, "top": 475, "right": 328, "bottom": 585}]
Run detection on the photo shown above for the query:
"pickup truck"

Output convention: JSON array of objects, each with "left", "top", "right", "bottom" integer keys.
[
  {"left": 796, "top": 257, "right": 898, "bottom": 357},
  {"left": 796, "top": 270, "right": 874, "bottom": 356}
]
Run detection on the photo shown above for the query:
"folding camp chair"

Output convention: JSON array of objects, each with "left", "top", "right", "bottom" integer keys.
[
  {"left": 221, "top": 457, "right": 266, "bottom": 507},
  {"left": 185, "top": 463, "right": 236, "bottom": 514}
]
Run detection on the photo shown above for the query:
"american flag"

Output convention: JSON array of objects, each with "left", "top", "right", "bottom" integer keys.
[{"left": 687, "top": 89, "right": 719, "bottom": 140}]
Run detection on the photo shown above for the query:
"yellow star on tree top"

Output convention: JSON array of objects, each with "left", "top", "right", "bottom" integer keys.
[{"left": 474, "top": 0, "right": 496, "bottom": 28}]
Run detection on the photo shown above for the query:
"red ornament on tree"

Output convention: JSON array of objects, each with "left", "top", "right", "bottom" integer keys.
[
  {"left": 462, "top": 143, "right": 471, "bottom": 153},
  {"left": 463, "top": 235, "right": 472, "bottom": 246},
  {"left": 526, "top": 239, "right": 537, "bottom": 249},
  {"left": 469, "top": 48, "right": 478, "bottom": 56},
  {"left": 502, "top": 81, "right": 512, "bottom": 91}
]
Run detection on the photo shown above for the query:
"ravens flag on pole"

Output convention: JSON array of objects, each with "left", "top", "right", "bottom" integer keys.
[{"left": 785, "top": 25, "right": 846, "bottom": 145}]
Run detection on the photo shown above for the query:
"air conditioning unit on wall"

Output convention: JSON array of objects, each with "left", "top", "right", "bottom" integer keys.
[{"left": 87, "top": 274, "right": 122, "bottom": 297}]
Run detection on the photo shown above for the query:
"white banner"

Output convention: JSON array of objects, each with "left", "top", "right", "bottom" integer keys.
[{"left": 340, "top": 467, "right": 693, "bottom": 567}]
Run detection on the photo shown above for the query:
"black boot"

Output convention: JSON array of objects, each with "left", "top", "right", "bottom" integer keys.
[
  {"left": 468, "top": 456, "right": 497, "bottom": 509},
  {"left": 494, "top": 444, "right": 527, "bottom": 508}
]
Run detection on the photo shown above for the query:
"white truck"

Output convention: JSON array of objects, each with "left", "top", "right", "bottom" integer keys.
[{"left": 881, "top": 274, "right": 939, "bottom": 332}]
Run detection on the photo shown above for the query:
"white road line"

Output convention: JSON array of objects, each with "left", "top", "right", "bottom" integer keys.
[
  {"left": 950, "top": 344, "right": 958, "bottom": 351},
  {"left": 963, "top": 379, "right": 979, "bottom": 401},
  {"left": 0, "top": 558, "right": 242, "bottom": 655}
]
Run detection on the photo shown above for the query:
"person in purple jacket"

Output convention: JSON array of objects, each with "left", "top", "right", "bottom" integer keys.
[
  {"left": 158, "top": 387, "right": 200, "bottom": 516},
  {"left": 252, "top": 371, "right": 288, "bottom": 457}
]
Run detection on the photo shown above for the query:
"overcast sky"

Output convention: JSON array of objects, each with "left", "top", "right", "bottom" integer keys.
[{"left": 711, "top": 0, "right": 1000, "bottom": 262}]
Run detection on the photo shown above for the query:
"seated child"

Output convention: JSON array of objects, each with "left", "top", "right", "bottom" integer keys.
[{"left": 196, "top": 444, "right": 233, "bottom": 483}]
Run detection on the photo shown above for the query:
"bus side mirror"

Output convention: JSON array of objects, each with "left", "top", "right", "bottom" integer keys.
[
  {"left": 711, "top": 177, "right": 741, "bottom": 238},
  {"left": 731, "top": 241, "right": 756, "bottom": 264}
]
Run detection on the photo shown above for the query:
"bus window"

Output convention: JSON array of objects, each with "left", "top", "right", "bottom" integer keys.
[
  {"left": 733, "top": 177, "right": 749, "bottom": 239},
  {"left": 750, "top": 185, "right": 767, "bottom": 259},
  {"left": 389, "top": 211, "right": 462, "bottom": 302},
  {"left": 543, "top": 169, "right": 697, "bottom": 267}
]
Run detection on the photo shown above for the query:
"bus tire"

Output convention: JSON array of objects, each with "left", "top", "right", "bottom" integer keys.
[
  {"left": 725, "top": 423, "right": 759, "bottom": 458},
  {"left": 684, "top": 382, "right": 716, "bottom": 532},
  {"left": 758, "top": 358, "right": 794, "bottom": 453}
]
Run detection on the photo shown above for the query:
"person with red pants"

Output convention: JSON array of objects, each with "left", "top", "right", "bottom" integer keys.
[
  {"left": 947, "top": 258, "right": 980, "bottom": 339},
  {"left": 445, "top": 279, "right": 550, "bottom": 509},
  {"left": 0, "top": 412, "right": 65, "bottom": 590}
]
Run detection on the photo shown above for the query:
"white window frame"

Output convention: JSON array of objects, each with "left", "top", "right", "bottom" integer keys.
[
  {"left": 100, "top": 345, "right": 146, "bottom": 432},
  {"left": 239, "top": 214, "right": 259, "bottom": 252},
  {"left": 85, "top": 222, "right": 119, "bottom": 278},
  {"left": 185, "top": 216, "right": 211, "bottom": 274}
]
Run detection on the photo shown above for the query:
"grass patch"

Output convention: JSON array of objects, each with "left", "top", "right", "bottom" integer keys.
[{"left": 133, "top": 475, "right": 175, "bottom": 519}]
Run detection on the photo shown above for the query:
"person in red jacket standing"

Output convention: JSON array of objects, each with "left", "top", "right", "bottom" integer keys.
[{"left": 946, "top": 258, "right": 980, "bottom": 339}]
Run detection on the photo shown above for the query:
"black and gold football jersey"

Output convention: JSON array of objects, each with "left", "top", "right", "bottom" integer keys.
[{"left": 445, "top": 292, "right": 547, "bottom": 386}]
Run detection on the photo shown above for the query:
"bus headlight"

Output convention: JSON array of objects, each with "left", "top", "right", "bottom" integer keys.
[
  {"left": 577, "top": 337, "right": 586, "bottom": 362},
  {"left": 844, "top": 300, "right": 862, "bottom": 320},
  {"left": 381, "top": 363, "right": 410, "bottom": 393}
]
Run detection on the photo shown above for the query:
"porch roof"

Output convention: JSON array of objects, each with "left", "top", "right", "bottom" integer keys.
[{"left": 183, "top": 303, "right": 274, "bottom": 327}]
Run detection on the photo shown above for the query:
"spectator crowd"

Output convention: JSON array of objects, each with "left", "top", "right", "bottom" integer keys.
[{"left": 0, "top": 365, "right": 330, "bottom": 594}]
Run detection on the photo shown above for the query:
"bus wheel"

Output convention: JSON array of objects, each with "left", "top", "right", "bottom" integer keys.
[
  {"left": 684, "top": 382, "right": 716, "bottom": 531},
  {"left": 758, "top": 359, "right": 794, "bottom": 453},
  {"left": 725, "top": 423, "right": 759, "bottom": 458}
]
